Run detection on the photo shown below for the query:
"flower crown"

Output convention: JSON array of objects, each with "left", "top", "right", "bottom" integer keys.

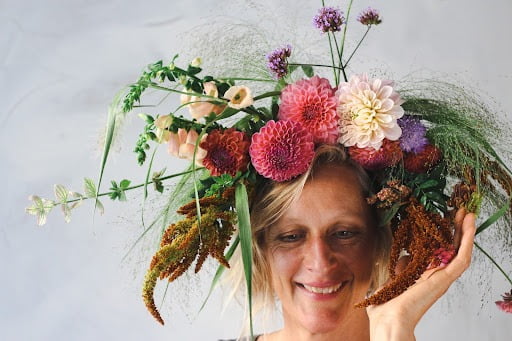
[{"left": 27, "top": 2, "right": 512, "bottom": 326}]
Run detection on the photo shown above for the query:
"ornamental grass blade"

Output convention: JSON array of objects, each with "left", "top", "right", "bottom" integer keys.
[
  {"left": 476, "top": 200, "right": 511, "bottom": 235},
  {"left": 199, "top": 236, "right": 240, "bottom": 313},
  {"left": 95, "top": 88, "right": 127, "bottom": 216},
  {"left": 235, "top": 183, "right": 253, "bottom": 338}
]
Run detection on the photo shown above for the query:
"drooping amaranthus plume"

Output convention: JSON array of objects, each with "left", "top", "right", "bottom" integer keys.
[
  {"left": 367, "top": 179, "right": 412, "bottom": 208},
  {"left": 142, "top": 189, "right": 237, "bottom": 325},
  {"left": 356, "top": 196, "right": 454, "bottom": 308}
]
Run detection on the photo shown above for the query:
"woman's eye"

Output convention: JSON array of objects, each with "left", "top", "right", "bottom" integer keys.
[
  {"left": 333, "top": 230, "right": 355, "bottom": 239},
  {"left": 278, "top": 233, "right": 303, "bottom": 242}
]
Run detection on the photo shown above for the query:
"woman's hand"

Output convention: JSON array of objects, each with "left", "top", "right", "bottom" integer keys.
[{"left": 366, "top": 208, "right": 476, "bottom": 341}]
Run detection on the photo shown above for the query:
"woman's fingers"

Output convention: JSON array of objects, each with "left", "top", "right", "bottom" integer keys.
[
  {"left": 443, "top": 212, "right": 476, "bottom": 280},
  {"left": 453, "top": 207, "right": 467, "bottom": 249}
]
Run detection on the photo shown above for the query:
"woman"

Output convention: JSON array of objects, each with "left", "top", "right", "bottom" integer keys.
[{"left": 242, "top": 145, "right": 476, "bottom": 341}]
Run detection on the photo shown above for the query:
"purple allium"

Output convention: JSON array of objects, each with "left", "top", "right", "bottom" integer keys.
[
  {"left": 313, "top": 7, "right": 345, "bottom": 33},
  {"left": 398, "top": 116, "right": 428, "bottom": 153},
  {"left": 357, "top": 7, "right": 382, "bottom": 26},
  {"left": 266, "top": 45, "right": 292, "bottom": 79}
]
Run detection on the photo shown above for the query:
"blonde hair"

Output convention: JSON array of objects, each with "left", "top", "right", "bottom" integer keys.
[{"left": 225, "top": 144, "right": 391, "bottom": 328}]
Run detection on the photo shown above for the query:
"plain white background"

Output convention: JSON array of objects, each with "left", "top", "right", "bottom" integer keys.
[{"left": 2, "top": 0, "right": 511, "bottom": 340}]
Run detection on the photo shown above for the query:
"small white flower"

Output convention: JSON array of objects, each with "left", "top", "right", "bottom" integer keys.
[{"left": 224, "top": 85, "right": 254, "bottom": 109}]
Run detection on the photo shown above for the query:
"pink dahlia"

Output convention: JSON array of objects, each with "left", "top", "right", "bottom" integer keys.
[
  {"left": 336, "top": 74, "right": 404, "bottom": 150},
  {"left": 496, "top": 290, "right": 512, "bottom": 313},
  {"left": 278, "top": 76, "right": 339, "bottom": 144},
  {"left": 349, "top": 139, "right": 403, "bottom": 170},
  {"left": 249, "top": 120, "right": 315, "bottom": 182},
  {"left": 200, "top": 128, "right": 250, "bottom": 176}
]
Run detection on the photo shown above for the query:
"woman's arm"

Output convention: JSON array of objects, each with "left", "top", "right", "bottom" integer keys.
[{"left": 367, "top": 208, "right": 476, "bottom": 341}]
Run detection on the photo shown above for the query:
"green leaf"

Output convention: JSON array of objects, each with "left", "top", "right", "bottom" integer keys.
[
  {"left": 138, "top": 113, "right": 154, "bottom": 124},
  {"left": 84, "top": 178, "right": 97, "bottom": 198},
  {"left": 301, "top": 65, "right": 314, "bottom": 77},
  {"left": 418, "top": 179, "right": 439, "bottom": 190},
  {"left": 26, "top": 195, "right": 55, "bottom": 226},
  {"left": 54, "top": 184, "right": 68, "bottom": 203},
  {"left": 235, "top": 183, "right": 253, "bottom": 338},
  {"left": 96, "top": 88, "right": 127, "bottom": 214},
  {"left": 476, "top": 200, "right": 511, "bottom": 235},
  {"left": 61, "top": 203, "right": 71, "bottom": 223},
  {"left": 379, "top": 202, "right": 402, "bottom": 227},
  {"left": 69, "top": 192, "right": 84, "bottom": 209},
  {"left": 120, "top": 179, "right": 131, "bottom": 189}
]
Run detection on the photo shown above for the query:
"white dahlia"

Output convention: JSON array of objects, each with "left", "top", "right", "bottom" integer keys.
[{"left": 336, "top": 74, "right": 404, "bottom": 150}]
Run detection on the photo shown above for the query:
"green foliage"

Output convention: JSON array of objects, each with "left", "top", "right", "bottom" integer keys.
[
  {"left": 152, "top": 168, "right": 166, "bottom": 194},
  {"left": 406, "top": 164, "right": 448, "bottom": 214},
  {"left": 235, "top": 183, "right": 254, "bottom": 338},
  {"left": 109, "top": 179, "right": 132, "bottom": 201},
  {"left": 202, "top": 173, "right": 240, "bottom": 197}
]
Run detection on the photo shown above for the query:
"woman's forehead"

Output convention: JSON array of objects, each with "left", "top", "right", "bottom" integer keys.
[{"left": 277, "top": 165, "right": 371, "bottom": 224}]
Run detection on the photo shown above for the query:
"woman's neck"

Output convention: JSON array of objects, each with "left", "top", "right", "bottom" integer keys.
[{"left": 261, "top": 309, "right": 370, "bottom": 341}]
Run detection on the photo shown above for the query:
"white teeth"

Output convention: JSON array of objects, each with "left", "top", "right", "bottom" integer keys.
[{"left": 302, "top": 283, "right": 342, "bottom": 294}]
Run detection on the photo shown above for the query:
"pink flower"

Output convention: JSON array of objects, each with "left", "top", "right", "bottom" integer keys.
[
  {"left": 250, "top": 120, "right": 315, "bottom": 182},
  {"left": 337, "top": 74, "right": 404, "bottom": 150},
  {"left": 496, "top": 290, "right": 512, "bottom": 313},
  {"left": 278, "top": 76, "right": 339, "bottom": 144},
  {"left": 167, "top": 128, "right": 207, "bottom": 165},
  {"left": 348, "top": 139, "right": 403, "bottom": 170},
  {"left": 427, "top": 246, "right": 456, "bottom": 269},
  {"left": 200, "top": 128, "right": 250, "bottom": 176},
  {"left": 180, "top": 82, "right": 226, "bottom": 120}
]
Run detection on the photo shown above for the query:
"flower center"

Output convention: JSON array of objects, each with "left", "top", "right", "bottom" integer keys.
[
  {"left": 210, "top": 148, "right": 234, "bottom": 169},
  {"left": 302, "top": 103, "right": 322, "bottom": 121},
  {"left": 270, "top": 144, "right": 292, "bottom": 170}
]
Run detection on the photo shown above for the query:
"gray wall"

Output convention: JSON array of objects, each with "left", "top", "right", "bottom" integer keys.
[{"left": 2, "top": 0, "right": 511, "bottom": 340}]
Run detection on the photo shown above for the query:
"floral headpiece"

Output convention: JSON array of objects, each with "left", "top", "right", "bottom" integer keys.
[{"left": 27, "top": 2, "right": 512, "bottom": 327}]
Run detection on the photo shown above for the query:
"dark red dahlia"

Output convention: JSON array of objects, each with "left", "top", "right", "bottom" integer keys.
[
  {"left": 200, "top": 128, "right": 250, "bottom": 176},
  {"left": 403, "top": 144, "right": 442, "bottom": 173},
  {"left": 349, "top": 139, "right": 403, "bottom": 170}
]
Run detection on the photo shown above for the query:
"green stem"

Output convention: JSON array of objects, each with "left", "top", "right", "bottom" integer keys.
[
  {"left": 339, "top": 0, "right": 354, "bottom": 82},
  {"left": 66, "top": 169, "right": 204, "bottom": 204},
  {"left": 253, "top": 90, "right": 281, "bottom": 101},
  {"left": 288, "top": 63, "right": 344, "bottom": 71},
  {"left": 474, "top": 241, "right": 512, "bottom": 286},
  {"left": 344, "top": 26, "right": 371, "bottom": 68},
  {"left": 326, "top": 32, "right": 338, "bottom": 85},
  {"left": 217, "top": 77, "right": 274, "bottom": 82},
  {"left": 331, "top": 33, "right": 347, "bottom": 83},
  {"left": 147, "top": 83, "right": 226, "bottom": 102}
]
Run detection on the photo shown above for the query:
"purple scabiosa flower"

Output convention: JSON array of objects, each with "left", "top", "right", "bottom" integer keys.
[
  {"left": 266, "top": 45, "right": 292, "bottom": 79},
  {"left": 398, "top": 116, "right": 428, "bottom": 153},
  {"left": 357, "top": 7, "right": 382, "bottom": 26},
  {"left": 313, "top": 7, "right": 345, "bottom": 33}
]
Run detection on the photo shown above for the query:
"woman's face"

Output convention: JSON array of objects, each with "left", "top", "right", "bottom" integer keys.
[{"left": 264, "top": 165, "right": 376, "bottom": 335}]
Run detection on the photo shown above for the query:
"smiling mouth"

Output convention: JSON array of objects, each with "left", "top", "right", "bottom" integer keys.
[{"left": 300, "top": 283, "right": 344, "bottom": 294}]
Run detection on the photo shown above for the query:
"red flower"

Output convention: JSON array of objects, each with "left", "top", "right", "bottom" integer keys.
[
  {"left": 200, "top": 128, "right": 250, "bottom": 176},
  {"left": 403, "top": 144, "right": 442, "bottom": 173},
  {"left": 278, "top": 76, "right": 339, "bottom": 144},
  {"left": 496, "top": 290, "right": 512, "bottom": 313},
  {"left": 249, "top": 120, "right": 315, "bottom": 182},
  {"left": 349, "top": 139, "right": 403, "bottom": 170}
]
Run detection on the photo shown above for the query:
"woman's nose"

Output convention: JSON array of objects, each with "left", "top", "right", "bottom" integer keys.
[{"left": 303, "top": 237, "right": 337, "bottom": 272}]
